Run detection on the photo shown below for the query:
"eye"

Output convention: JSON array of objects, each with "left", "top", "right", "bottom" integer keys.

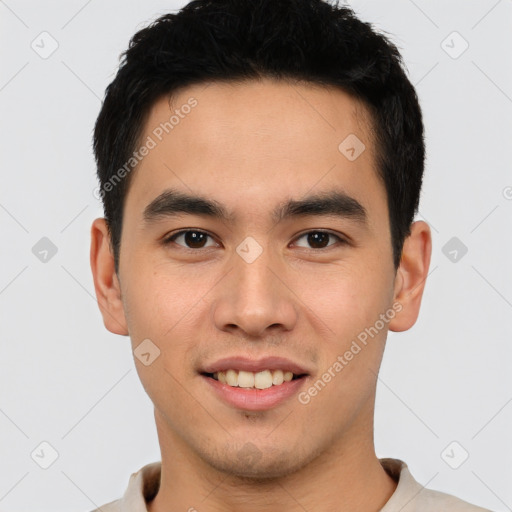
[
  {"left": 292, "top": 230, "right": 346, "bottom": 250},
  {"left": 163, "top": 229, "right": 347, "bottom": 251},
  {"left": 164, "top": 230, "right": 218, "bottom": 249}
]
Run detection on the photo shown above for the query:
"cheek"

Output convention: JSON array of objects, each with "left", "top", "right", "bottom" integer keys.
[
  {"left": 122, "top": 270, "right": 203, "bottom": 401},
  {"left": 293, "top": 262, "right": 391, "bottom": 340},
  {"left": 122, "top": 264, "right": 215, "bottom": 349},
  {"left": 295, "top": 263, "right": 393, "bottom": 404},
  {"left": 121, "top": 267, "right": 175, "bottom": 339}
]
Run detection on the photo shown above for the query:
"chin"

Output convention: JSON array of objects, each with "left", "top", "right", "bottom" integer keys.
[{"left": 199, "top": 442, "right": 314, "bottom": 480}]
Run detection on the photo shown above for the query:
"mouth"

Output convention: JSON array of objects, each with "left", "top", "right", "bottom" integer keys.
[
  {"left": 198, "top": 357, "right": 312, "bottom": 410},
  {"left": 201, "top": 369, "right": 308, "bottom": 390}
]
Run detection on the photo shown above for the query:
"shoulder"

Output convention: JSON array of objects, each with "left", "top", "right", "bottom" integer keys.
[
  {"left": 413, "top": 486, "right": 493, "bottom": 511},
  {"left": 89, "top": 498, "right": 121, "bottom": 512},
  {"left": 88, "top": 461, "right": 161, "bottom": 512},
  {"left": 380, "top": 458, "right": 493, "bottom": 512}
]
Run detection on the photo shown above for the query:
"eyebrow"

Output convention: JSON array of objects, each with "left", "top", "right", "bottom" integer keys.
[{"left": 143, "top": 187, "right": 368, "bottom": 226}]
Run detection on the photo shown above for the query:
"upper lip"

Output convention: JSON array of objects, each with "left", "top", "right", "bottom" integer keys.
[{"left": 200, "top": 356, "right": 311, "bottom": 376}]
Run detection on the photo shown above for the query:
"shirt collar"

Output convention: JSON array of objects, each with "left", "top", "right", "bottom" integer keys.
[{"left": 117, "top": 458, "right": 424, "bottom": 512}]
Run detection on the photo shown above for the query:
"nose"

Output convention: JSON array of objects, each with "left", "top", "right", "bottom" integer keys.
[{"left": 212, "top": 244, "right": 298, "bottom": 338}]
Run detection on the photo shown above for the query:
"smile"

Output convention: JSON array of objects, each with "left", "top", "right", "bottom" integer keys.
[{"left": 205, "top": 369, "right": 304, "bottom": 389}]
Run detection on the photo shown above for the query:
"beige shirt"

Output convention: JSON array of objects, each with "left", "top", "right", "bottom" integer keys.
[{"left": 92, "top": 458, "right": 492, "bottom": 512}]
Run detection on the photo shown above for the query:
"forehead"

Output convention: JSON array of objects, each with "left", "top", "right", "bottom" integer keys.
[
  {"left": 125, "top": 78, "right": 385, "bottom": 225},
  {"left": 164, "top": 78, "right": 375, "bottom": 167}
]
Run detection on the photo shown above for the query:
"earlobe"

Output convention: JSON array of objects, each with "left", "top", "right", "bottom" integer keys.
[
  {"left": 388, "top": 220, "right": 432, "bottom": 332},
  {"left": 90, "top": 218, "right": 129, "bottom": 336}
]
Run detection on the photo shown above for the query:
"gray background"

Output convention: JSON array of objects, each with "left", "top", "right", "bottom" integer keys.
[{"left": 1, "top": 0, "right": 511, "bottom": 510}]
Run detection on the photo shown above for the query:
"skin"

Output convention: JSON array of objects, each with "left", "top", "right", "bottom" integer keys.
[{"left": 91, "top": 78, "right": 431, "bottom": 511}]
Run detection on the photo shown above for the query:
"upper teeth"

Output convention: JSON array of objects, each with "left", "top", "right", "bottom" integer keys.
[{"left": 213, "top": 369, "right": 295, "bottom": 389}]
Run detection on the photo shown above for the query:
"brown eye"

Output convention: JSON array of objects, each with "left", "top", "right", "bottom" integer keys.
[
  {"left": 165, "top": 230, "right": 216, "bottom": 249},
  {"left": 293, "top": 231, "right": 345, "bottom": 249}
]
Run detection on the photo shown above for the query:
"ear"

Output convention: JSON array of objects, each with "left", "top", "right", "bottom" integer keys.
[
  {"left": 90, "top": 218, "right": 129, "bottom": 335},
  {"left": 388, "top": 220, "right": 432, "bottom": 332}
]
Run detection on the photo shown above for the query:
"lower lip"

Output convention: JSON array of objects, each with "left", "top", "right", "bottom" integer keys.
[{"left": 201, "top": 374, "right": 308, "bottom": 411}]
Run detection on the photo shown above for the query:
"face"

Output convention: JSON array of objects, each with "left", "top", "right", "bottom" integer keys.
[{"left": 91, "top": 78, "right": 431, "bottom": 479}]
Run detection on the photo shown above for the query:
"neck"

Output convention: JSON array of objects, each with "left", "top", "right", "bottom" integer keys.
[{"left": 147, "top": 409, "right": 397, "bottom": 512}]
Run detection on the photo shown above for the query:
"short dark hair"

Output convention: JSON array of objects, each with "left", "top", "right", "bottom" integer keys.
[{"left": 93, "top": 0, "right": 424, "bottom": 272}]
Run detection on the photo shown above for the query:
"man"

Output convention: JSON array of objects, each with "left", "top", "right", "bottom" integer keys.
[{"left": 90, "top": 0, "right": 491, "bottom": 510}]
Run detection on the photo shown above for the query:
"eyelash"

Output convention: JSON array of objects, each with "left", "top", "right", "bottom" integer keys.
[{"left": 162, "top": 229, "right": 348, "bottom": 251}]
